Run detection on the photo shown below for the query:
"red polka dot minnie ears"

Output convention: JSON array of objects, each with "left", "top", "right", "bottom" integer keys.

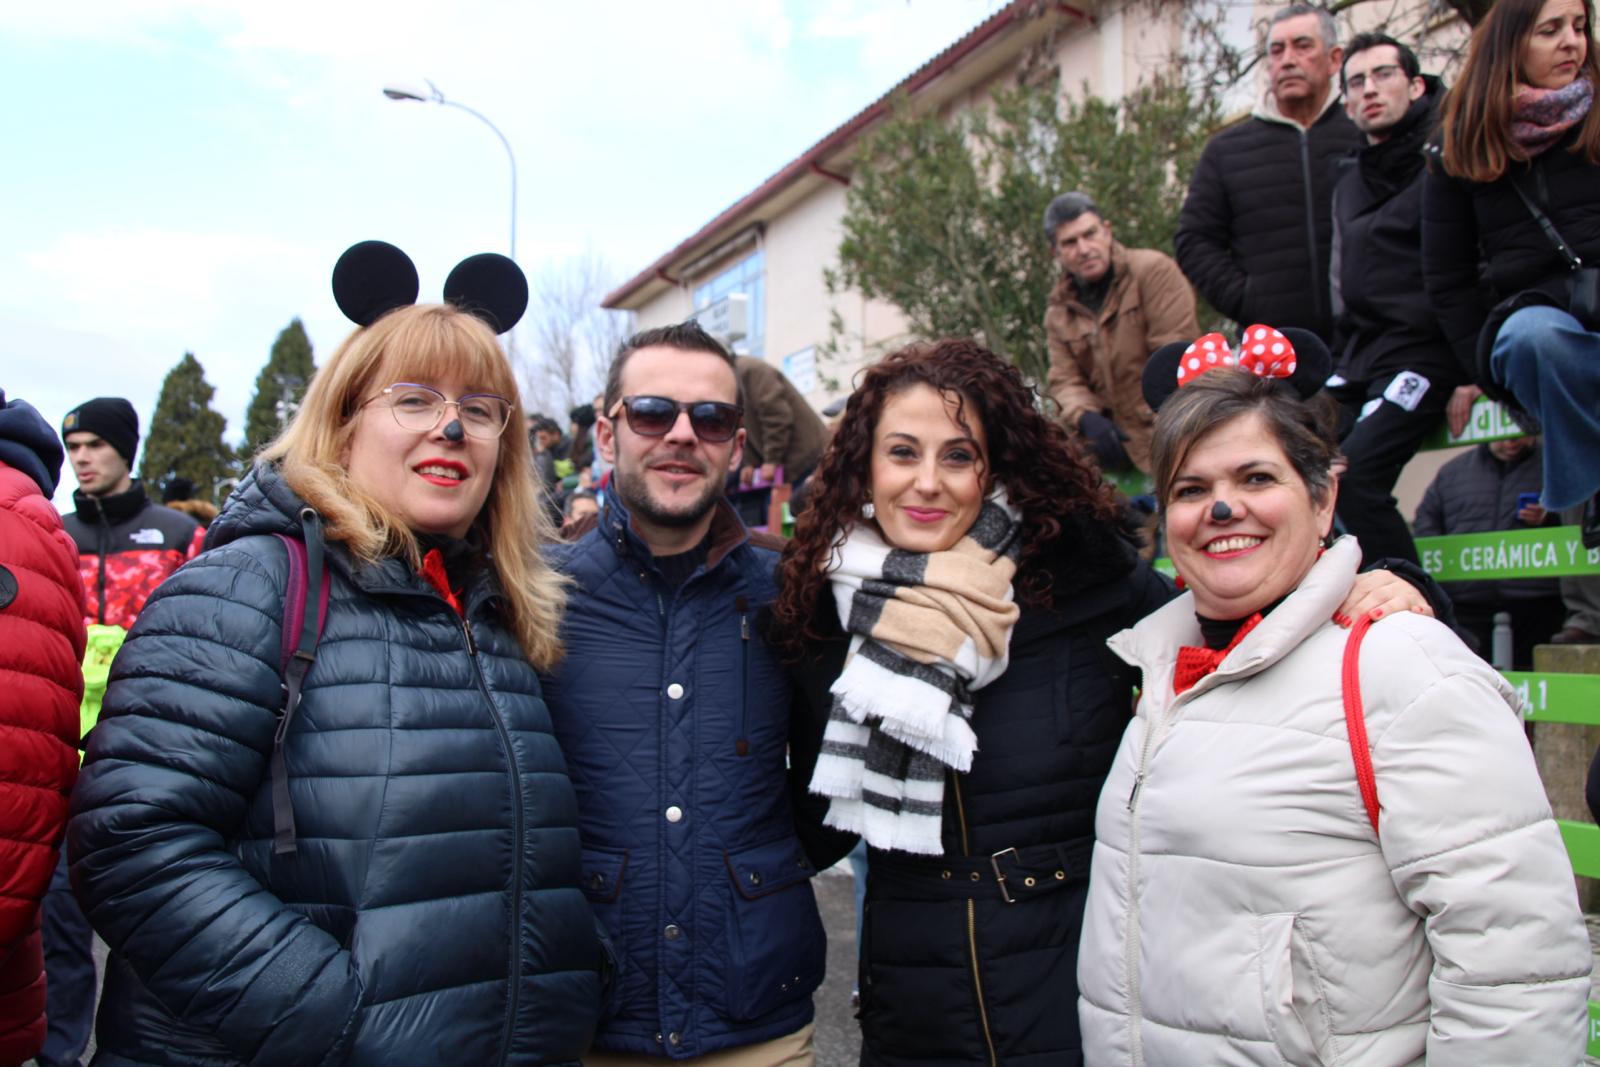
[
  {"left": 1141, "top": 323, "right": 1331, "bottom": 410},
  {"left": 332, "top": 240, "right": 528, "bottom": 335}
]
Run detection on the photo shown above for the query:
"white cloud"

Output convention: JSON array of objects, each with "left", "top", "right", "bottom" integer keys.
[{"left": 1, "top": 0, "right": 996, "bottom": 483}]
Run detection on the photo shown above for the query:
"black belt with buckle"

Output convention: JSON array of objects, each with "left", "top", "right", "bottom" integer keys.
[{"left": 870, "top": 840, "right": 1095, "bottom": 904}]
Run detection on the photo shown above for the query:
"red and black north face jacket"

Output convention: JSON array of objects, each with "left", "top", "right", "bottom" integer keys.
[{"left": 62, "top": 482, "right": 204, "bottom": 629}]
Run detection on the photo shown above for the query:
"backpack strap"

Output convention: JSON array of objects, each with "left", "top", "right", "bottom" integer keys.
[
  {"left": 269, "top": 508, "right": 329, "bottom": 855},
  {"left": 1341, "top": 612, "right": 1381, "bottom": 834}
]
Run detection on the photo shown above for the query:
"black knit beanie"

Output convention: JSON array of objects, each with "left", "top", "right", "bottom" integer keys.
[{"left": 62, "top": 397, "right": 140, "bottom": 465}]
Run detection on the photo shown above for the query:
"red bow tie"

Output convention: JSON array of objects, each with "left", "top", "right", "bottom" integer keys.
[{"left": 1173, "top": 612, "right": 1264, "bottom": 695}]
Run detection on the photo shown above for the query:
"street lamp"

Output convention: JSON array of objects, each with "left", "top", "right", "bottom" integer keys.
[{"left": 382, "top": 79, "right": 519, "bottom": 262}]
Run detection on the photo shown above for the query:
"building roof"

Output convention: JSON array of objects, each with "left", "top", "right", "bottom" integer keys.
[{"left": 603, "top": 0, "right": 1087, "bottom": 310}]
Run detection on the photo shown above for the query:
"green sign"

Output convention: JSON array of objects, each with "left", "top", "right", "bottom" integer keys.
[
  {"left": 1559, "top": 819, "right": 1600, "bottom": 881},
  {"left": 1590, "top": 998, "right": 1600, "bottom": 1058},
  {"left": 1502, "top": 671, "right": 1600, "bottom": 726},
  {"left": 1416, "top": 526, "right": 1600, "bottom": 581},
  {"left": 1418, "top": 398, "right": 1525, "bottom": 451}
]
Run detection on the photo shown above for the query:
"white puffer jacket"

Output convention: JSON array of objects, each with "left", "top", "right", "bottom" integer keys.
[{"left": 1078, "top": 538, "right": 1590, "bottom": 1066}]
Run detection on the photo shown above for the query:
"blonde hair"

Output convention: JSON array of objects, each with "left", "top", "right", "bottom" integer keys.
[{"left": 259, "top": 303, "right": 566, "bottom": 668}]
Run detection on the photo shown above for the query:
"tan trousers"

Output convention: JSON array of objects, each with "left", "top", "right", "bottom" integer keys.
[{"left": 583, "top": 1022, "right": 815, "bottom": 1067}]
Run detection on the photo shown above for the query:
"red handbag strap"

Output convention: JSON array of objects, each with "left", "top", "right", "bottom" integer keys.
[{"left": 1341, "top": 612, "right": 1381, "bottom": 833}]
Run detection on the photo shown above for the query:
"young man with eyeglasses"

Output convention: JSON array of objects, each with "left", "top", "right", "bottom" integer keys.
[
  {"left": 540, "top": 322, "right": 835, "bottom": 1066},
  {"left": 1326, "top": 33, "right": 1456, "bottom": 565}
]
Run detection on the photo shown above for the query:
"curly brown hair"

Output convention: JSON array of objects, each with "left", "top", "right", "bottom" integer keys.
[{"left": 772, "top": 338, "right": 1118, "bottom": 654}]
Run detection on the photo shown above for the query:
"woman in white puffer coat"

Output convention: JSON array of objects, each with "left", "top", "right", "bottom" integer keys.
[{"left": 1077, "top": 333, "right": 1591, "bottom": 1066}]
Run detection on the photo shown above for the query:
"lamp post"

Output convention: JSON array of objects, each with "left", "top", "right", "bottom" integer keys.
[{"left": 383, "top": 79, "right": 518, "bottom": 262}]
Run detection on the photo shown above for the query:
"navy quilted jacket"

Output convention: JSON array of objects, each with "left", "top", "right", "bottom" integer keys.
[
  {"left": 542, "top": 495, "right": 824, "bottom": 1059},
  {"left": 68, "top": 465, "right": 605, "bottom": 1067}
]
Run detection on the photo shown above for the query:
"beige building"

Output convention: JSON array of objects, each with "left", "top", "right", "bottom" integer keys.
[
  {"left": 602, "top": 0, "right": 1193, "bottom": 402},
  {"left": 603, "top": 0, "right": 1466, "bottom": 465}
]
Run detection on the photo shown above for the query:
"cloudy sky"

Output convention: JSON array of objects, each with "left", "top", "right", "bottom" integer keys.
[{"left": 1, "top": 0, "right": 1001, "bottom": 508}]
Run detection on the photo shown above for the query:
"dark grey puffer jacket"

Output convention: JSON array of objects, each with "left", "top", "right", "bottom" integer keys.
[
  {"left": 1176, "top": 91, "right": 1363, "bottom": 342},
  {"left": 68, "top": 464, "right": 606, "bottom": 1067}
]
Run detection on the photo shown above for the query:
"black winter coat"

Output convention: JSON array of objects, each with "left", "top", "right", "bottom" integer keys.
[
  {"left": 786, "top": 518, "right": 1173, "bottom": 1067},
  {"left": 68, "top": 465, "right": 606, "bottom": 1067},
  {"left": 1422, "top": 126, "right": 1600, "bottom": 378},
  {"left": 1331, "top": 80, "right": 1462, "bottom": 387},
  {"left": 1176, "top": 96, "right": 1363, "bottom": 342}
]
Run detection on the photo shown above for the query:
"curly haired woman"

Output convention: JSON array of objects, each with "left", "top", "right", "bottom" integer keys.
[{"left": 772, "top": 339, "right": 1425, "bottom": 1067}]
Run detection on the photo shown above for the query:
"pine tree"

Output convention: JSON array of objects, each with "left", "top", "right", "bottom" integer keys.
[
  {"left": 241, "top": 318, "right": 315, "bottom": 463},
  {"left": 139, "top": 352, "right": 237, "bottom": 504}
]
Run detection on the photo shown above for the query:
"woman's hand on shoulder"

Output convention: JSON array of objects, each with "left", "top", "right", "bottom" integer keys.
[{"left": 1333, "top": 569, "right": 1434, "bottom": 629}]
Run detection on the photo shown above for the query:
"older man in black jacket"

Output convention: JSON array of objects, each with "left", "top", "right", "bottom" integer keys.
[
  {"left": 1175, "top": 4, "right": 1361, "bottom": 342},
  {"left": 1327, "top": 34, "right": 1459, "bottom": 565}
]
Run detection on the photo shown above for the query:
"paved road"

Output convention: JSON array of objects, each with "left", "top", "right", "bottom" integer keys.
[
  {"left": 813, "top": 866, "right": 864, "bottom": 1067},
  {"left": 51, "top": 897, "right": 1600, "bottom": 1066},
  {"left": 66, "top": 876, "right": 864, "bottom": 1067}
]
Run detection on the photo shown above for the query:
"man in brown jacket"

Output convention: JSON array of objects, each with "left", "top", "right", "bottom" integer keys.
[
  {"left": 1043, "top": 192, "right": 1198, "bottom": 475},
  {"left": 735, "top": 355, "right": 828, "bottom": 489}
]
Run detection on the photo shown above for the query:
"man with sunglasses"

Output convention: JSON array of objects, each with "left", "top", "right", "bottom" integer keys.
[
  {"left": 541, "top": 322, "right": 831, "bottom": 1066},
  {"left": 1327, "top": 33, "right": 1454, "bottom": 565}
]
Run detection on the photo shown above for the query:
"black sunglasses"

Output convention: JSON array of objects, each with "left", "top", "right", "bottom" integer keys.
[{"left": 611, "top": 395, "right": 744, "bottom": 443}]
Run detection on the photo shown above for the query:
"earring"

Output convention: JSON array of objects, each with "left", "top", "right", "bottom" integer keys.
[{"left": 861, "top": 501, "right": 876, "bottom": 520}]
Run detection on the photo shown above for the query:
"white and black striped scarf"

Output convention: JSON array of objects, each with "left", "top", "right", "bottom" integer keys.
[{"left": 808, "top": 492, "right": 1022, "bottom": 855}]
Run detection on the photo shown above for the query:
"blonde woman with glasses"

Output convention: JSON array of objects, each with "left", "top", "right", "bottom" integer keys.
[{"left": 69, "top": 245, "right": 609, "bottom": 1067}]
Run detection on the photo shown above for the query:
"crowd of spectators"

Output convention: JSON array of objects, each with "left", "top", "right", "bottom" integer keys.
[{"left": 3, "top": 1, "right": 1600, "bottom": 1063}]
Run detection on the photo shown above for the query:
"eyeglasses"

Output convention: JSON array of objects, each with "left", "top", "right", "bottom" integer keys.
[
  {"left": 609, "top": 395, "right": 743, "bottom": 443},
  {"left": 1344, "top": 64, "right": 1404, "bottom": 93},
  {"left": 363, "top": 383, "right": 513, "bottom": 439}
]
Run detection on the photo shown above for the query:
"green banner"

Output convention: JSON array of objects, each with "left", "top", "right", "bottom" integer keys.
[
  {"left": 1418, "top": 398, "right": 1525, "bottom": 451},
  {"left": 1416, "top": 526, "right": 1600, "bottom": 581},
  {"left": 1558, "top": 819, "right": 1600, "bottom": 881},
  {"left": 1502, "top": 672, "right": 1600, "bottom": 726},
  {"left": 1590, "top": 999, "right": 1600, "bottom": 1058}
]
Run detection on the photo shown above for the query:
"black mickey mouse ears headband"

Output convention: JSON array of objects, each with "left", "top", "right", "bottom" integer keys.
[
  {"left": 1141, "top": 324, "right": 1332, "bottom": 411},
  {"left": 332, "top": 240, "right": 528, "bottom": 335}
]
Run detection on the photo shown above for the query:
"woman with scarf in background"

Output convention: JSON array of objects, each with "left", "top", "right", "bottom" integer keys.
[{"left": 1423, "top": 0, "right": 1600, "bottom": 532}]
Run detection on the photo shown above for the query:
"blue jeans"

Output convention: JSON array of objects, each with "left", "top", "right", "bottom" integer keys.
[
  {"left": 1491, "top": 305, "right": 1600, "bottom": 509},
  {"left": 38, "top": 851, "right": 95, "bottom": 1067}
]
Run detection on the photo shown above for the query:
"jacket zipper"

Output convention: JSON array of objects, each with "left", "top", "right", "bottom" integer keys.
[
  {"left": 967, "top": 901, "right": 999, "bottom": 1067},
  {"left": 96, "top": 512, "right": 110, "bottom": 624},
  {"left": 950, "top": 774, "right": 998, "bottom": 1067},
  {"left": 1299, "top": 129, "right": 1325, "bottom": 327},
  {"left": 736, "top": 597, "right": 751, "bottom": 756},
  {"left": 1123, "top": 703, "right": 1165, "bottom": 1067},
  {"left": 463, "top": 617, "right": 524, "bottom": 1067},
  {"left": 951, "top": 770, "right": 971, "bottom": 856}
]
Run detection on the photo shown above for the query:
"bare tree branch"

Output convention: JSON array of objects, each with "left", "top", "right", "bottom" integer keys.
[{"left": 522, "top": 250, "right": 635, "bottom": 416}]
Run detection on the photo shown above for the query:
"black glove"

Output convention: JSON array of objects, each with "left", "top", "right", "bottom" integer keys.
[{"left": 1078, "top": 410, "right": 1132, "bottom": 470}]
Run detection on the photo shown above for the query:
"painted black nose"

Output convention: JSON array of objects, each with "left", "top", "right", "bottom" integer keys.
[
  {"left": 442, "top": 419, "right": 465, "bottom": 442},
  {"left": 1210, "top": 500, "right": 1233, "bottom": 522}
]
